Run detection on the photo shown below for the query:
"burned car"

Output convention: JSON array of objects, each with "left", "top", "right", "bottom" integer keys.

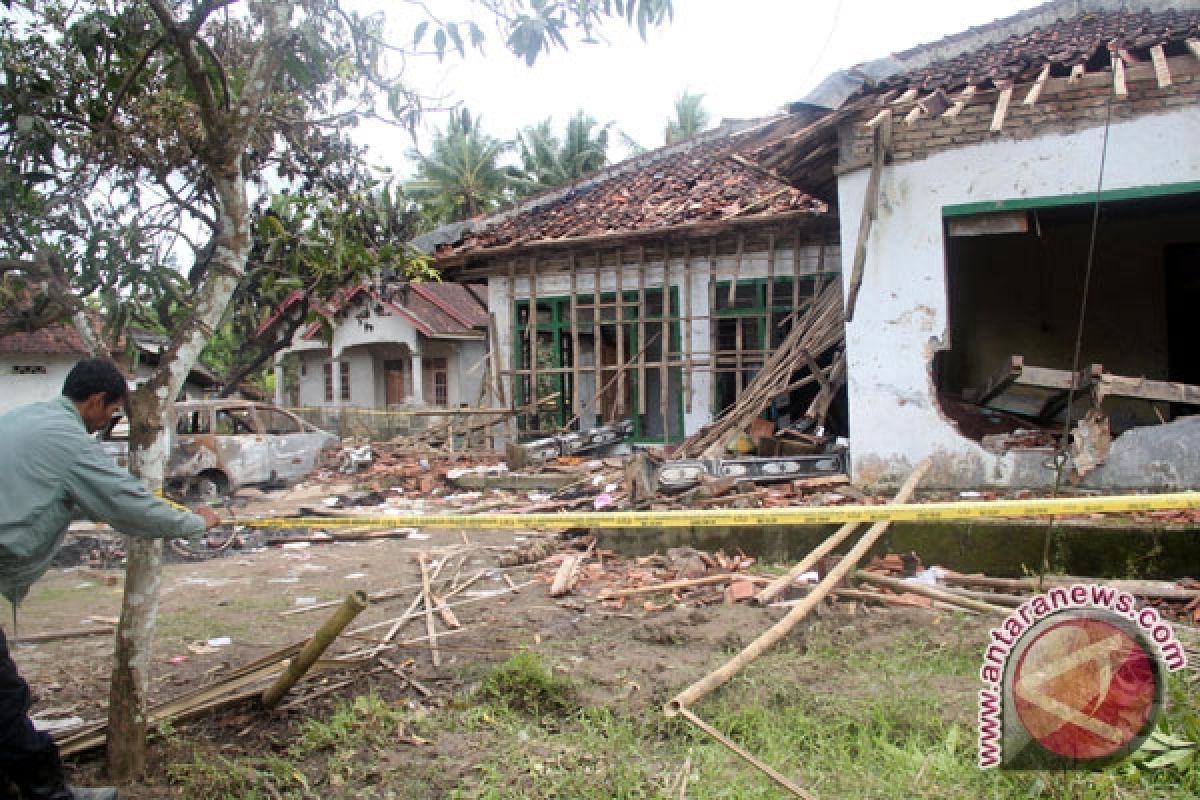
[{"left": 103, "top": 400, "right": 341, "bottom": 497}]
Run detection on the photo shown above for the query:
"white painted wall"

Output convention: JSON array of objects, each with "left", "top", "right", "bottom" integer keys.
[
  {"left": 838, "top": 105, "right": 1200, "bottom": 488},
  {"left": 0, "top": 354, "right": 80, "bottom": 415},
  {"left": 487, "top": 241, "right": 838, "bottom": 436}
]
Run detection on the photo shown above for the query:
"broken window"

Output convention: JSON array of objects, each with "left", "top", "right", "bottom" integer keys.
[
  {"left": 513, "top": 289, "right": 683, "bottom": 442},
  {"left": 214, "top": 407, "right": 258, "bottom": 435},
  {"left": 937, "top": 192, "right": 1200, "bottom": 473}
]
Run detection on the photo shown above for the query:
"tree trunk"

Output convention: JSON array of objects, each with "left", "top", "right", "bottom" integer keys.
[
  {"left": 105, "top": 392, "right": 166, "bottom": 780},
  {"left": 106, "top": 165, "right": 252, "bottom": 781}
]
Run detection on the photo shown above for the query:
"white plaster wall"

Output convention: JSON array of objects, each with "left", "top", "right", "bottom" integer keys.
[
  {"left": 838, "top": 105, "right": 1200, "bottom": 487},
  {"left": 0, "top": 354, "right": 79, "bottom": 415},
  {"left": 332, "top": 306, "right": 420, "bottom": 357},
  {"left": 487, "top": 242, "right": 837, "bottom": 435}
]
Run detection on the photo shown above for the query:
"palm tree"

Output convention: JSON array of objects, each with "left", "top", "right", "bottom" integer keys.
[
  {"left": 665, "top": 90, "right": 711, "bottom": 144},
  {"left": 512, "top": 110, "right": 611, "bottom": 196},
  {"left": 407, "top": 109, "right": 512, "bottom": 223}
]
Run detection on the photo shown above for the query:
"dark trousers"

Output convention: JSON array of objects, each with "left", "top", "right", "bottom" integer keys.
[{"left": 0, "top": 626, "right": 64, "bottom": 791}]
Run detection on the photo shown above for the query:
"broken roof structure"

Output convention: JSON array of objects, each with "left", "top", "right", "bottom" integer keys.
[
  {"left": 745, "top": 0, "right": 1200, "bottom": 489},
  {"left": 431, "top": 120, "right": 842, "bottom": 449}
]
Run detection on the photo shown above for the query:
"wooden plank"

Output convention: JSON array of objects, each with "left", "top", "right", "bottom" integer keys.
[
  {"left": 990, "top": 86, "right": 1013, "bottom": 132},
  {"left": 637, "top": 245, "right": 647, "bottom": 418},
  {"left": 1023, "top": 64, "right": 1051, "bottom": 106},
  {"left": 616, "top": 249, "right": 626, "bottom": 417},
  {"left": 890, "top": 87, "right": 918, "bottom": 105},
  {"left": 661, "top": 244, "right": 671, "bottom": 440},
  {"left": 683, "top": 240, "right": 693, "bottom": 414},
  {"left": 1189, "top": 39, "right": 1200, "bottom": 61},
  {"left": 844, "top": 110, "right": 890, "bottom": 321},
  {"left": 1096, "top": 374, "right": 1200, "bottom": 406},
  {"left": 1113, "top": 55, "right": 1128, "bottom": 98},
  {"left": 903, "top": 104, "right": 924, "bottom": 126},
  {"left": 863, "top": 108, "right": 891, "bottom": 129},
  {"left": 1151, "top": 44, "right": 1172, "bottom": 88},
  {"left": 487, "top": 313, "right": 506, "bottom": 406},
  {"left": 528, "top": 256, "right": 539, "bottom": 426},
  {"left": 569, "top": 253, "right": 582, "bottom": 422},
  {"left": 593, "top": 253, "right": 603, "bottom": 423},
  {"left": 727, "top": 233, "right": 743, "bottom": 305},
  {"left": 765, "top": 233, "right": 776, "bottom": 358},
  {"left": 791, "top": 232, "right": 802, "bottom": 320},
  {"left": 1069, "top": 64, "right": 1085, "bottom": 84},
  {"left": 708, "top": 238, "right": 717, "bottom": 409},
  {"left": 942, "top": 85, "right": 975, "bottom": 118}
]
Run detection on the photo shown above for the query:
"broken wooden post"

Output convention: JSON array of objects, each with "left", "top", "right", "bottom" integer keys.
[{"left": 261, "top": 590, "right": 368, "bottom": 709}]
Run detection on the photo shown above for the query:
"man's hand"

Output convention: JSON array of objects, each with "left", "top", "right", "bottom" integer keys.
[{"left": 194, "top": 506, "right": 222, "bottom": 529}]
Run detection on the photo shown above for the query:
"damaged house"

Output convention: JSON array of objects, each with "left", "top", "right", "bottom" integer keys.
[
  {"left": 747, "top": 0, "right": 1200, "bottom": 489},
  {"left": 274, "top": 281, "right": 489, "bottom": 410},
  {"left": 430, "top": 120, "right": 840, "bottom": 453}
]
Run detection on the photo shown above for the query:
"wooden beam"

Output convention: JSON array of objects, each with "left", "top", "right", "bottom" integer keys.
[
  {"left": 942, "top": 85, "right": 976, "bottom": 118},
  {"left": 683, "top": 240, "right": 693, "bottom": 414},
  {"left": 1113, "top": 55, "right": 1128, "bottom": 98},
  {"left": 727, "top": 232, "right": 743, "bottom": 305},
  {"left": 990, "top": 86, "right": 1013, "bottom": 132},
  {"left": 1095, "top": 374, "right": 1200, "bottom": 406},
  {"left": 1188, "top": 39, "right": 1200, "bottom": 61},
  {"left": 890, "top": 87, "right": 918, "bottom": 105},
  {"left": 903, "top": 104, "right": 924, "bottom": 126},
  {"left": 844, "top": 110, "right": 890, "bottom": 322},
  {"left": 528, "top": 256, "right": 539, "bottom": 424},
  {"left": 569, "top": 252, "right": 581, "bottom": 422},
  {"left": 864, "top": 108, "right": 891, "bottom": 129},
  {"left": 1151, "top": 44, "right": 1172, "bottom": 88},
  {"left": 1069, "top": 64, "right": 1085, "bottom": 84},
  {"left": 708, "top": 238, "right": 718, "bottom": 412},
  {"left": 1023, "top": 64, "right": 1051, "bottom": 106},
  {"left": 661, "top": 245, "right": 671, "bottom": 440},
  {"left": 637, "top": 245, "right": 647, "bottom": 418},
  {"left": 616, "top": 248, "right": 626, "bottom": 417},
  {"left": 593, "top": 253, "right": 603, "bottom": 423}
]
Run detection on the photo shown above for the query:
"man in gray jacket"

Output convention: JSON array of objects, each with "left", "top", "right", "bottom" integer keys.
[{"left": 0, "top": 359, "right": 220, "bottom": 800}]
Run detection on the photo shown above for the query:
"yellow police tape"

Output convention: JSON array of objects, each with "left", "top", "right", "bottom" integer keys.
[{"left": 195, "top": 491, "right": 1200, "bottom": 531}]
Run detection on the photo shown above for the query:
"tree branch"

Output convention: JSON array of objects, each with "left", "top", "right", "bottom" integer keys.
[{"left": 144, "top": 0, "right": 224, "bottom": 145}]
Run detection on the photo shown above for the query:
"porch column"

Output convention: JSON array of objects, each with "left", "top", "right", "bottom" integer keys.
[
  {"left": 410, "top": 351, "right": 424, "bottom": 405},
  {"left": 273, "top": 355, "right": 285, "bottom": 407},
  {"left": 331, "top": 350, "right": 343, "bottom": 410}
]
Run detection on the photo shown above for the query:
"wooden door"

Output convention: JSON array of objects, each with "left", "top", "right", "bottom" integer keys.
[{"left": 384, "top": 360, "right": 405, "bottom": 406}]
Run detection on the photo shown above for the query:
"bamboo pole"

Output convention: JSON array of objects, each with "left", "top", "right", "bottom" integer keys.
[
  {"left": 676, "top": 707, "right": 814, "bottom": 799},
  {"left": 665, "top": 459, "right": 931, "bottom": 715},
  {"left": 599, "top": 573, "right": 771, "bottom": 599},
  {"left": 755, "top": 464, "right": 926, "bottom": 605},
  {"left": 853, "top": 571, "right": 1008, "bottom": 615},
  {"left": 261, "top": 591, "right": 368, "bottom": 708}
]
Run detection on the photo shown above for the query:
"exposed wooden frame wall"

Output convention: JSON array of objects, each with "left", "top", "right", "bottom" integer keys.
[{"left": 495, "top": 224, "right": 836, "bottom": 438}]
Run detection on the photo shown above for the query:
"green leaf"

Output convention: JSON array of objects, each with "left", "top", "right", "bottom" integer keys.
[{"left": 1144, "top": 748, "right": 1196, "bottom": 769}]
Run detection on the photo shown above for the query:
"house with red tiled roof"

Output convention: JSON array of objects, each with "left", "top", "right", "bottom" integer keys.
[
  {"left": 275, "top": 280, "right": 489, "bottom": 410},
  {"left": 429, "top": 119, "right": 838, "bottom": 443},
  {"left": 0, "top": 312, "right": 221, "bottom": 414},
  {"left": 748, "top": 0, "right": 1200, "bottom": 489}
]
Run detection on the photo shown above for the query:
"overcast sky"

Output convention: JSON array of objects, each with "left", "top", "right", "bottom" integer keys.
[{"left": 357, "top": 0, "right": 1048, "bottom": 175}]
